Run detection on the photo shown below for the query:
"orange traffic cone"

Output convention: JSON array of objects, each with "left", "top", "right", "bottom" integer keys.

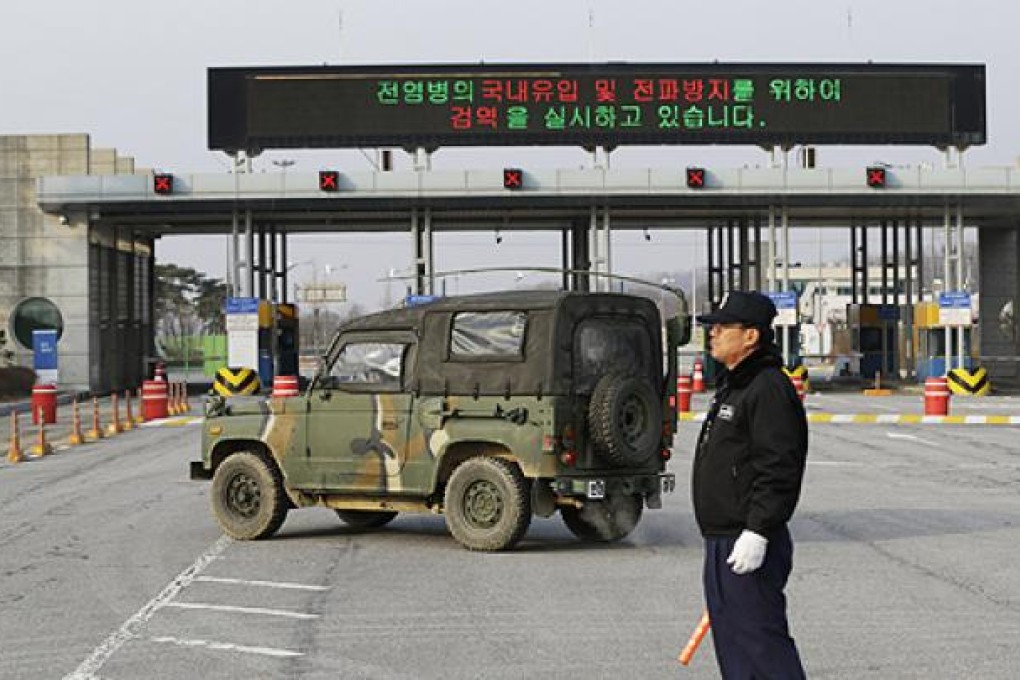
[
  {"left": 7, "top": 411, "right": 24, "bottom": 463},
  {"left": 30, "top": 406, "right": 53, "bottom": 457},
  {"left": 86, "top": 397, "right": 105, "bottom": 440},
  {"left": 106, "top": 393, "right": 124, "bottom": 435},
  {"left": 122, "top": 391, "right": 135, "bottom": 431},
  {"left": 134, "top": 387, "right": 145, "bottom": 425},
  {"left": 68, "top": 398, "right": 85, "bottom": 446},
  {"left": 167, "top": 382, "right": 178, "bottom": 416},
  {"left": 692, "top": 358, "right": 706, "bottom": 393}
]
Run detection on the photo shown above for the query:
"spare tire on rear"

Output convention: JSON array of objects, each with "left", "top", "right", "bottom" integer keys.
[{"left": 588, "top": 373, "right": 661, "bottom": 467}]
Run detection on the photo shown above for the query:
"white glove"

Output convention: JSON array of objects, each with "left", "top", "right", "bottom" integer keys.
[{"left": 726, "top": 530, "right": 768, "bottom": 575}]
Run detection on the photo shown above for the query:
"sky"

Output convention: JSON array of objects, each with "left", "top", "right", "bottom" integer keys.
[{"left": 2, "top": 0, "right": 1017, "bottom": 310}]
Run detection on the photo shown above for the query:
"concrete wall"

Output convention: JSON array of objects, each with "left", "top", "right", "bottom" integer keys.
[
  {"left": 978, "top": 227, "right": 1020, "bottom": 383},
  {"left": 0, "top": 133, "right": 149, "bottom": 392}
]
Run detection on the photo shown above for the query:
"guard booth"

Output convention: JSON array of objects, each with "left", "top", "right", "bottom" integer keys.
[
  {"left": 913, "top": 298, "right": 974, "bottom": 380},
  {"left": 848, "top": 303, "right": 902, "bottom": 380},
  {"left": 274, "top": 303, "right": 300, "bottom": 378},
  {"left": 226, "top": 298, "right": 302, "bottom": 389}
]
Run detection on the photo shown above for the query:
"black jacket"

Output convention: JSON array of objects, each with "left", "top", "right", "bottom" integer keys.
[{"left": 691, "top": 347, "right": 808, "bottom": 538}]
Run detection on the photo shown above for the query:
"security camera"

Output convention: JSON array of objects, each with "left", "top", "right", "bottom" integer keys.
[{"left": 58, "top": 215, "right": 69, "bottom": 226}]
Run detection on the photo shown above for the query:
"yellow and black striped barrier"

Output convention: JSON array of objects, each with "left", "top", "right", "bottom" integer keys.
[
  {"left": 947, "top": 367, "right": 991, "bottom": 396},
  {"left": 213, "top": 367, "right": 261, "bottom": 397},
  {"left": 782, "top": 365, "right": 811, "bottom": 393}
]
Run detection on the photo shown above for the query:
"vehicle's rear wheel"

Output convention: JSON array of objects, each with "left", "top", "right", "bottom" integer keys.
[
  {"left": 444, "top": 457, "right": 531, "bottom": 551},
  {"left": 588, "top": 374, "right": 662, "bottom": 468},
  {"left": 335, "top": 509, "right": 398, "bottom": 529},
  {"left": 561, "top": 494, "right": 643, "bottom": 543},
  {"left": 211, "top": 452, "right": 289, "bottom": 540}
]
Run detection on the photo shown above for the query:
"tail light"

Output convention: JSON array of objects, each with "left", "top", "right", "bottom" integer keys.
[{"left": 560, "top": 424, "right": 577, "bottom": 466}]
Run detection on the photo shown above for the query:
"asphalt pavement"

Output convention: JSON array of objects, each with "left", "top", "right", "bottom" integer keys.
[{"left": 0, "top": 391, "right": 1018, "bottom": 678}]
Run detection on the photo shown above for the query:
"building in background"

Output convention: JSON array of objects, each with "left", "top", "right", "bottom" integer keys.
[{"left": 0, "top": 134, "right": 154, "bottom": 392}]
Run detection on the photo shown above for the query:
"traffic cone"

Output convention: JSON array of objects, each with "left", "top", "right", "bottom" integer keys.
[
  {"left": 122, "top": 391, "right": 135, "bottom": 431},
  {"left": 134, "top": 387, "right": 145, "bottom": 425},
  {"left": 86, "top": 397, "right": 105, "bottom": 440},
  {"left": 167, "top": 382, "right": 178, "bottom": 416},
  {"left": 7, "top": 411, "right": 24, "bottom": 463},
  {"left": 692, "top": 358, "right": 706, "bottom": 393},
  {"left": 68, "top": 398, "right": 85, "bottom": 446},
  {"left": 30, "top": 406, "right": 53, "bottom": 457},
  {"left": 106, "top": 393, "right": 124, "bottom": 436}
]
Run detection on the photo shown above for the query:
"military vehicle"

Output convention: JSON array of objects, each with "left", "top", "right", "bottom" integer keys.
[{"left": 191, "top": 289, "right": 689, "bottom": 551}]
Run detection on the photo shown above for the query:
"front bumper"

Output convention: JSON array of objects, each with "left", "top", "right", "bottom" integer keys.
[{"left": 190, "top": 461, "right": 213, "bottom": 480}]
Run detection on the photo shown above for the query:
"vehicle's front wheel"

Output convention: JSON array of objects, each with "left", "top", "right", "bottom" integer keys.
[
  {"left": 561, "top": 493, "right": 643, "bottom": 543},
  {"left": 444, "top": 457, "right": 531, "bottom": 551},
  {"left": 335, "top": 510, "right": 398, "bottom": 529},
  {"left": 210, "top": 452, "right": 289, "bottom": 540}
]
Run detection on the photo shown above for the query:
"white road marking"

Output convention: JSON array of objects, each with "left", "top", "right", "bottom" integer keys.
[
  {"left": 63, "top": 535, "right": 231, "bottom": 680},
  {"left": 194, "top": 575, "right": 329, "bottom": 591},
  {"left": 148, "top": 635, "right": 302, "bottom": 658},
  {"left": 886, "top": 432, "right": 940, "bottom": 447},
  {"left": 165, "top": 602, "right": 320, "bottom": 619}
]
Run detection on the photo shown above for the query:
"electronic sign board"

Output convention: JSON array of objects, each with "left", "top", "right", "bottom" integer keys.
[{"left": 208, "top": 63, "right": 985, "bottom": 152}]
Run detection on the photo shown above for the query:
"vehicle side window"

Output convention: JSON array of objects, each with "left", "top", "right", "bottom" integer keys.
[
  {"left": 329, "top": 342, "right": 405, "bottom": 390},
  {"left": 450, "top": 311, "right": 527, "bottom": 360}
]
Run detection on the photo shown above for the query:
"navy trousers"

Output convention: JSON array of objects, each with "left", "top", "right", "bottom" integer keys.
[{"left": 703, "top": 527, "right": 806, "bottom": 679}]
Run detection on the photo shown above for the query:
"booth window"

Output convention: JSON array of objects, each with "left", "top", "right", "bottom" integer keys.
[
  {"left": 10, "top": 297, "right": 64, "bottom": 349},
  {"left": 450, "top": 311, "right": 527, "bottom": 359}
]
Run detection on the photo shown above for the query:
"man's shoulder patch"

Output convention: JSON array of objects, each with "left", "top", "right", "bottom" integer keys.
[{"left": 718, "top": 404, "right": 736, "bottom": 421}]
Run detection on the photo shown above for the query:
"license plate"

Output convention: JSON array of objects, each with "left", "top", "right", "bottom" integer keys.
[{"left": 586, "top": 479, "right": 606, "bottom": 499}]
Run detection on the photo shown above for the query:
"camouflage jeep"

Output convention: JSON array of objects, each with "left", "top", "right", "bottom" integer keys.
[{"left": 191, "top": 289, "right": 689, "bottom": 551}]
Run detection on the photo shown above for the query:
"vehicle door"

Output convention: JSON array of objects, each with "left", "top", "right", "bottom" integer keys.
[{"left": 303, "top": 332, "right": 417, "bottom": 494}]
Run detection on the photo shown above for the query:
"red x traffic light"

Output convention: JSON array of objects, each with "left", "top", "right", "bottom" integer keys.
[
  {"left": 686, "top": 167, "right": 706, "bottom": 189},
  {"left": 153, "top": 173, "right": 174, "bottom": 195},
  {"left": 319, "top": 170, "right": 340, "bottom": 192},
  {"left": 503, "top": 168, "right": 523, "bottom": 190},
  {"left": 866, "top": 166, "right": 887, "bottom": 188}
]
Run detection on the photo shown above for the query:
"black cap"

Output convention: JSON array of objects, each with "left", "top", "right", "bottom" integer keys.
[{"left": 696, "top": 291, "right": 777, "bottom": 327}]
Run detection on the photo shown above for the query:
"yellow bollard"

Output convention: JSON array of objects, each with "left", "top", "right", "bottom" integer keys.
[
  {"left": 122, "top": 391, "right": 135, "bottom": 431},
  {"left": 106, "top": 393, "right": 124, "bottom": 436},
  {"left": 7, "top": 411, "right": 24, "bottom": 463},
  {"left": 30, "top": 406, "right": 53, "bottom": 457},
  {"left": 86, "top": 397, "right": 105, "bottom": 441},
  {"left": 68, "top": 398, "right": 85, "bottom": 446}
]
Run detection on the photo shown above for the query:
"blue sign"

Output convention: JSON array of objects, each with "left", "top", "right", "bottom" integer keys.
[
  {"left": 404, "top": 294, "right": 442, "bottom": 308},
  {"left": 225, "top": 297, "right": 260, "bottom": 314},
  {"left": 766, "top": 291, "right": 798, "bottom": 309},
  {"left": 877, "top": 304, "right": 901, "bottom": 321},
  {"left": 938, "top": 291, "right": 971, "bottom": 308},
  {"left": 32, "top": 329, "right": 58, "bottom": 370}
]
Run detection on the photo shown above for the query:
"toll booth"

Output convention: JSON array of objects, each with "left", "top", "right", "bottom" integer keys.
[
  {"left": 913, "top": 301, "right": 974, "bottom": 380},
  {"left": 275, "top": 303, "right": 300, "bottom": 377},
  {"left": 226, "top": 298, "right": 301, "bottom": 389},
  {"left": 847, "top": 303, "right": 902, "bottom": 380}
]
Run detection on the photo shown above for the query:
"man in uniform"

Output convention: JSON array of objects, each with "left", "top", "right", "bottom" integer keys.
[{"left": 692, "top": 291, "right": 808, "bottom": 679}]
